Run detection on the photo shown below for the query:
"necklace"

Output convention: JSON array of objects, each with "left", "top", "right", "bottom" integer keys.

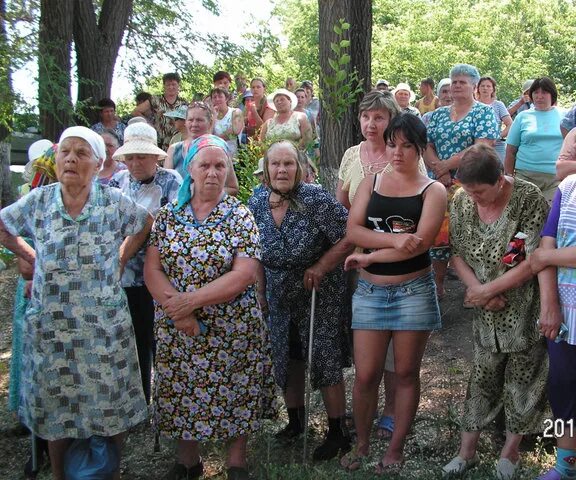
[{"left": 360, "top": 142, "right": 388, "bottom": 174}]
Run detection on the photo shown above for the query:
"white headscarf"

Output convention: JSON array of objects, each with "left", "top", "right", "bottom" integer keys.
[{"left": 59, "top": 126, "right": 106, "bottom": 161}]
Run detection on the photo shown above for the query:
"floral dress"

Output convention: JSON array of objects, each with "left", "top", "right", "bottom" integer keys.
[
  {"left": 248, "top": 183, "right": 351, "bottom": 390},
  {"left": 0, "top": 183, "right": 149, "bottom": 440},
  {"left": 150, "top": 196, "right": 277, "bottom": 441}
]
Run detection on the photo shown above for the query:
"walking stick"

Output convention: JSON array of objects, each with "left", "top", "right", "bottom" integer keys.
[{"left": 302, "top": 288, "right": 316, "bottom": 464}]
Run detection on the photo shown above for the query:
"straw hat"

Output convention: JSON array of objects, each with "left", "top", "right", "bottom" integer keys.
[
  {"left": 392, "top": 82, "right": 416, "bottom": 103},
  {"left": 112, "top": 123, "right": 167, "bottom": 161},
  {"left": 268, "top": 88, "right": 298, "bottom": 111}
]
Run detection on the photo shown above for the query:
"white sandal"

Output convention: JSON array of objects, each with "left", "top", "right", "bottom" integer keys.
[
  {"left": 442, "top": 453, "right": 480, "bottom": 477},
  {"left": 496, "top": 458, "right": 519, "bottom": 480}
]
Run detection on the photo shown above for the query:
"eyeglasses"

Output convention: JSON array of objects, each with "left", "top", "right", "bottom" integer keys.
[{"left": 189, "top": 102, "right": 210, "bottom": 111}]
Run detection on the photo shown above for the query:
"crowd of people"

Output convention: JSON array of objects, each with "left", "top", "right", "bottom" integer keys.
[{"left": 1, "top": 62, "right": 576, "bottom": 480}]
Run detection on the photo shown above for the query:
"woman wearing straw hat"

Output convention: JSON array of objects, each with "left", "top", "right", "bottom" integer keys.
[
  {"left": 260, "top": 89, "right": 313, "bottom": 150},
  {"left": 144, "top": 134, "right": 277, "bottom": 480},
  {"left": 108, "top": 122, "right": 182, "bottom": 403},
  {"left": 0, "top": 126, "right": 152, "bottom": 480},
  {"left": 392, "top": 83, "right": 420, "bottom": 117}
]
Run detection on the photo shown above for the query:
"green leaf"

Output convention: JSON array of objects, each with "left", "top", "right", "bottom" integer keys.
[
  {"left": 339, "top": 54, "right": 350, "bottom": 65},
  {"left": 339, "top": 39, "right": 350, "bottom": 48},
  {"left": 341, "top": 22, "right": 350, "bottom": 30},
  {"left": 333, "top": 24, "right": 342, "bottom": 35},
  {"left": 336, "top": 70, "right": 346, "bottom": 82},
  {"left": 328, "top": 57, "right": 339, "bottom": 70},
  {"left": 330, "top": 42, "right": 340, "bottom": 54}
]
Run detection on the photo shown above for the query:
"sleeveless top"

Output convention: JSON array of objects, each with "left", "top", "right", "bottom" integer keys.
[
  {"left": 213, "top": 107, "right": 240, "bottom": 157},
  {"left": 265, "top": 112, "right": 301, "bottom": 142},
  {"left": 364, "top": 176, "right": 434, "bottom": 276},
  {"left": 416, "top": 96, "right": 438, "bottom": 115}
]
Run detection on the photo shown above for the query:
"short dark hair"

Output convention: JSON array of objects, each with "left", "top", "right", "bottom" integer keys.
[
  {"left": 529, "top": 76, "right": 558, "bottom": 105},
  {"left": 210, "top": 87, "right": 230, "bottom": 100},
  {"left": 97, "top": 98, "right": 116, "bottom": 110},
  {"left": 213, "top": 70, "right": 232, "bottom": 83},
  {"left": 294, "top": 88, "right": 306, "bottom": 96},
  {"left": 135, "top": 92, "right": 152, "bottom": 104},
  {"left": 384, "top": 113, "right": 427, "bottom": 156},
  {"left": 359, "top": 90, "right": 401, "bottom": 124},
  {"left": 301, "top": 80, "right": 313, "bottom": 89},
  {"left": 477, "top": 76, "right": 497, "bottom": 99},
  {"left": 162, "top": 72, "right": 181, "bottom": 84},
  {"left": 457, "top": 144, "right": 502, "bottom": 185},
  {"left": 421, "top": 77, "right": 434, "bottom": 89}
]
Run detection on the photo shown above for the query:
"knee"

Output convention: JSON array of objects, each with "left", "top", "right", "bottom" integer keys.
[
  {"left": 394, "top": 368, "right": 420, "bottom": 387},
  {"left": 354, "top": 370, "right": 381, "bottom": 393}
]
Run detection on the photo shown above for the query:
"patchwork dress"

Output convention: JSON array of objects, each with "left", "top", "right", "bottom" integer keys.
[{"left": 0, "top": 183, "right": 149, "bottom": 440}]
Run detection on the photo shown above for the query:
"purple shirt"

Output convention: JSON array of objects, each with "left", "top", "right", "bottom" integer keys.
[{"left": 541, "top": 189, "right": 562, "bottom": 237}]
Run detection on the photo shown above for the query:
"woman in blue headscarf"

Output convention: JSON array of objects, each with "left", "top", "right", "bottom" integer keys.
[{"left": 144, "top": 134, "right": 277, "bottom": 480}]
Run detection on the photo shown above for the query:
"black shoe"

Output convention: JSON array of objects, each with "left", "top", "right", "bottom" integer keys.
[
  {"left": 162, "top": 460, "right": 204, "bottom": 480},
  {"left": 227, "top": 466, "right": 251, "bottom": 480},
  {"left": 312, "top": 433, "right": 351, "bottom": 461},
  {"left": 274, "top": 423, "right": 304, "bottom": 442}
]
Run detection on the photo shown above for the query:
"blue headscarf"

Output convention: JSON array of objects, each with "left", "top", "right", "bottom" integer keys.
[{"left": 175, "top": 134, "right": 231, "bottom": 211}]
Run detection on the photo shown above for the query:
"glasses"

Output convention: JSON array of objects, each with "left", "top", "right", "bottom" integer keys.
[{"left": 189, "top": 101, "right": 210, "bottom": 111}]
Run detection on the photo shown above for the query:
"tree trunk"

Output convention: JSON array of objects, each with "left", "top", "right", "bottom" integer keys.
[
  {"left": 0, "top": 0, "right": 14, "bottom": 207},
  {"left": 38, "top": 0, "right": 74, "bottom": 141},
  {"left": 318, "top": 0, "right": 372, "bottom": 194},
  {"left": 73, "top": 0, "right": 133, "bottom": 126}
]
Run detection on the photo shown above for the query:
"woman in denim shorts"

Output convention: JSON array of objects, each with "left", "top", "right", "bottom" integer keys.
[{"left": 340, "top": 114, "right": 447, "bottom": 475}]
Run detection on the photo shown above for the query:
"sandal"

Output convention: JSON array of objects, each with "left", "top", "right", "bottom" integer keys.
[
  {"left": 496, "top": 458, "right": 519, "bottom": 480},
  {"left": 442, "top": 453, "right": 479, "bottom": 477},
  {"left": 376, "top": 460, "right": 404, "bottom": 476},
  {"left": 340, "top": 446, "right": 368, "bottom": 472},
  {"left": 376, "top": 415, "right": 395, "bottom": 439}
]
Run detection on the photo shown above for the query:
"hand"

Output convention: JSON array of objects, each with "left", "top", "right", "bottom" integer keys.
[
  {"left": 483, "top": 294, "right": 507, "bottom": 312},
  {"left": 257, "top": 291, "right": 269, "bottom": 316},
  {"left": 432, "top": 161, "right": 451, "bottom": 178},
  {"left": 344, "top": 253, "right": 371, "bottom": 271},
  {"left": 163, "top": 290, "right": 196, "bottom": 322},
  {"left": 24, "top": 281, "right": 32, "bottom": 299},
  {"left": 522, "top": 93, "right": 531, "bottom": 104},
  {"left": 303, "top": 262, "right": 327, "bottom": 291},
  {"left": 529, "top": 248, "right": 550, "bottom": 274},
  {"left": 392, "top": 234, "right": 422, "bottom": 254},
  {"left": 173, "top": 313, "right": 202, "bottom": 337},
  {"left": 464, "top": 284, "right": 493, "bottom": 307},
  {"left": 437, "top": 173, "right": 452, "bottom": 187},
  {"left": 539, "top": 302, "right": 563, "bottom": 340}
]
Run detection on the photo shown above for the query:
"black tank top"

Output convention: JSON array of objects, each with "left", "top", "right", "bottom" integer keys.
[{"left": 364, "top": 177, "right": 434, "bottom": 276}]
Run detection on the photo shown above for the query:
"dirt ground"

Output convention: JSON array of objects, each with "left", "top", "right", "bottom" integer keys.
[{"left": 0, "top": 265, "right": 554, "bottom": 479}]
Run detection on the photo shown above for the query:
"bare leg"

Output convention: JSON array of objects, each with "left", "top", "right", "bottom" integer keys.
[
  {"left": 382, "top": 370, "right": 396, "bottom": 418},
  {"left": 500, "top": 432, "right": 522, "bottom": 463},
  {"left": 351, "top": 330, "right": 390, "bottom": 455},
  {"left": 176, "top": 439, "right": 201, "bottom": 467},
  {"left": 320, "top": 382, "right": 346, "bottom": 418},
  {"left": 381, "top": 331, "right": 430, "bottom": 466},
  {"left": 48, "top": 438, "right": 72, "bottom": 480},
  {"left": 432, "top": 259, "right": 448, "bottom": 297},
  {"left": 458, "top": 430, "right": 482, "bottom": 459},
  {"left": 227, "top": 435, "right": 248, "bottom": 469}
]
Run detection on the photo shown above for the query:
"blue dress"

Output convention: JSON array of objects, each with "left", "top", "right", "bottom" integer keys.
[
  {"left": 248, "top": 183, "right": 351, "bottom": 389},
  {"left": 0, "top": 183, "right": 149, "bottom": 440}
]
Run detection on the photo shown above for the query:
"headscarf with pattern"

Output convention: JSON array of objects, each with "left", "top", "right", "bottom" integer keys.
[{"left": 175, "top": 134, "right": 231, "bottom": 211}]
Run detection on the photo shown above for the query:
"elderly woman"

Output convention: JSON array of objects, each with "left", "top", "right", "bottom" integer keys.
[
  {"left": 476, "top": 76, "right": 512, "bottom": 162},
  {"left": 248, "top": 140, "right": 352, "bottom": 461},
  {"left": 165, "top": 102, "right": 239, "bottom": 195},
  {"left": 245, "top": 77, "right": 275, "bottom": 138},
  {"left": 421, "top": 78, "right": 452, "bottom": 127},
  {"left": 391, "top": 83, "right": 420, "bottom": 117},
  {"left": 260, "top": 89, "right": 313, "bottom": 149},
  {"left": 444, "top": 144, "right": 549, "bottom": 479},
  {"left": 90, "top": 98, "right": 126, "bottom": 144},
  {"left": 341, "top": 114, "right": 446, "bottom": 475},
  {"left": 211, "top": 87, "right": 244, "bottom": 158},
  {"left": 0, "top": 126, "right": 152, "bottom": 480},
  {"left": 530, "top": 176, "right": 576, "bottom": 480},
  {"left": 108, "top": 122, "right": 181, "bottom": 403},
  {"left": 425, "top": 63, "right": 499, "bottom": 297},
  {"left": 97, "top": 129, "right": 126, "bottom": 184},
  {"left": 144, "top": 134, "right": 277, "bottom": 480},
  {"left": 505, "top": 77, "right": 564, "bottom": 203}
]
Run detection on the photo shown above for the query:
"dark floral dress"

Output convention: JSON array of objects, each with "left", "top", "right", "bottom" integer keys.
[
  {"left": 248, "top": 183, "right": 351, "bottom": 390},
  {"left": 150, "top": 195, "right": 278, "bottom": 441}
]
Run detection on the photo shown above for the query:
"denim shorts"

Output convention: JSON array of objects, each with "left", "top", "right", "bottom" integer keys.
[{"left": 352, "top": 271, "right": 441, "bottom": 331}]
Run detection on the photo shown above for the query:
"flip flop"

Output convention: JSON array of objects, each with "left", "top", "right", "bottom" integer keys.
[
  {"left": 376, "top": 415, "right": 394, "bottom": 439},
  {"left": 340, "top": 446, "right": 367, "bottom": 472}
]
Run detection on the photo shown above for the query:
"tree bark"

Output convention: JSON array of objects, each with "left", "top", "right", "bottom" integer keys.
[
  {"left": 318, "top": 0, "right": 372, "bottom": 194},
  {"left": 0, "top": 0, "right": 14, "bottom": 207},
  {"left": 73, "top": 0, "right": 133, "bottom": 126},
  {"left": 38, "top": 0, "right": 74, "bottom": 141}
]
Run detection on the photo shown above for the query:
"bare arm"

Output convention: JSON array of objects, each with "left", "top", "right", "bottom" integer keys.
[
  {"left": 259, "top": 120, "right": 269, "bottom": 142},
  {"left": 305, "top": 236, "right": 354, "bottom": 291},
  {"left": 507, "top": 95, "right": 529, "bottom": 117},
  {"left": 164, "top": 143, "right": 176, "bottom": 170},
  {"left": 119, "top": 214, "right": 153, "bottom": 271},
  {"left": 335, "top": 180, "right": 351, "bottom": 210},
  {"left": 556, "top": 129, "right": 576, "bottom": 181},
  {"left": 504, "top": 144, "right": 518, "bottom": 176},
  {"left": 132, "top": 98, "right": 152, "bottom": 117},
  {"left": 0, "top": 219, "right": 36, "bottom": 266},
  {"left": 535, "top": 236, "right": 563, "bottom": 339},
  {"left": 500, "top": 115, "right": 512, "bottom": 139}
]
